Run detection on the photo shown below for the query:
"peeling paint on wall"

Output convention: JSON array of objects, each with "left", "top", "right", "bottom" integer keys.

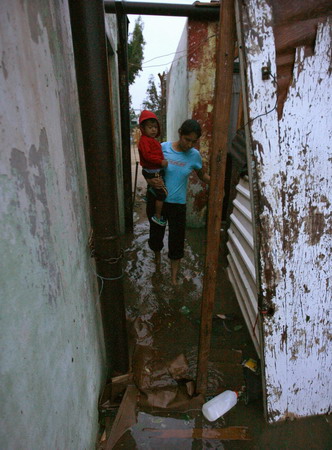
[
  {"left": 167, "top": 19, "right": 218, "bottom": 227},
  {"left": 239, "top": 0, "right": 332, "bottom": 422},
  {"left": 187, "top": 20, "right": 218, "bottom": 227},
  {"left": 270, "top": 0, "right": 332, "bottom": 118},
  {"left": 0, "top": 0, "right": 106, "bottom": 447}
]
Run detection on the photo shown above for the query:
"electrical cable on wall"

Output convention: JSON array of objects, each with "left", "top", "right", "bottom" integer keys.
[
  {"left": 240, "top": 72, "right": 279, "bottom": 130},
  {"left": 128, "top": 33, "right": 217, "bottom": 69}
]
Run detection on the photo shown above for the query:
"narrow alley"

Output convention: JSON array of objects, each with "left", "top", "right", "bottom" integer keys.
[
  {"left": 1, "top": 1, "right": 331, "bottom": 449},
  {"left": 98, "top": 179, "right": 332, "bottom": 449}
]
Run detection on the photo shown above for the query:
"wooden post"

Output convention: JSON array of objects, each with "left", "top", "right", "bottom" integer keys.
[
  {"left": 196, "top": 0, "right": 236, "bottom": 395},
  {"left": 158, "top": 72, "right": 167, "bottom": 142},
  {"left": 115, "top": 8, "right": 133, "bottom": 232}
]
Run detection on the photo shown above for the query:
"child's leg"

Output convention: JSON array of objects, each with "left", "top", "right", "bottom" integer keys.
[
  {"left": 154, "top": 200, "right": 164, "bottom": 219},
  {"left": 145, "top": 174, "right": 167, "bottom": 225},
  {"left": 154, "top": 251, "right": 161, "bottom": 272}
]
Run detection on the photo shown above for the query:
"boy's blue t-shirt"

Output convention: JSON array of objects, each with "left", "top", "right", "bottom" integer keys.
[{"left": 162, "top": 141, "right": 202, "bottom": 204}]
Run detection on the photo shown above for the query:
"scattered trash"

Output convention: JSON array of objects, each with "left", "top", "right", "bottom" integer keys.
[
  {"left": 215, "top": 313, "right": 235, "bottom": 332},
  {"left": 202, "top": 390, "right": 238, "bottom": 422},
  {"left": 168, "top": 354, "right": 190, "bottom": 380},
  {"left": 242, "top": 359, "right": 262, "bottom": 404},
  {"left": 216, "top": 313, "right": 235, "bottom": 321},
  {"left": 142, "top": 426, "right": 251, "bottom": 440},
  {"left": 131, "top": 412, "right": 195, "bottom": 449},
  {"left": 151, "top": 417, "right": 164, "bottom": 424},
  {"left": 242, "top": 358, "right": 258, "bottom": 373},
  {"left": 180, "top": 413, "right": 191, "bottom": 421},
  {"left": 179, "top": 305, "right": 191, "bottom": 315}
]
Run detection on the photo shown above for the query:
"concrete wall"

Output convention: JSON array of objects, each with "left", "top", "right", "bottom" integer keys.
[
  {"left": 167, "top": 20, "right": 218, "bottom": 227},
  {"left": 166, "top": 23, "right": 188, "bottom": 141},
  {"left": 0, "top": 1, "right": 106, "bottom": 448},
  {"left": 187, "top": 20, "right": 218, "bottom": 227}
]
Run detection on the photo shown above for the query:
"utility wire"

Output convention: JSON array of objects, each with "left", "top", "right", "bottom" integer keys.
[
  {"left": 128, "top": 33, "right": 217, "bottom": 69},
  {"left": 240, "top": 72, "right": 279, "bottom": 130}
]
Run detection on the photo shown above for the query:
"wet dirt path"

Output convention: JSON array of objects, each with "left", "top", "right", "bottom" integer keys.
[
  {"left": 118, "top": 192, "right": 257, "bottom": 448},
  {"left": 116, "top": 192, "right": 332, "bottom": 449}
]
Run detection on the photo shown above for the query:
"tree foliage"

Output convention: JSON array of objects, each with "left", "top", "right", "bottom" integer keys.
[
  {"left": 142, "top": 75, "right": 161, "bottom": 117},
  {"left": 128, "top": 16, "right": 145, "bottom": 85},
  {"left": 142, "top": 74, "right": 167, "bottom": 141}
]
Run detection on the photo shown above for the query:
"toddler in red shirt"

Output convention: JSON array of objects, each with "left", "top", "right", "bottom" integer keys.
[{"left": 138, "top": 110, "right": 168, "bottom": 226}]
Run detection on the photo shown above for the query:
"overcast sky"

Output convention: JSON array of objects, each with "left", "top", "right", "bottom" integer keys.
[{"left": 127, "top": 0, "right": 194, "bottom": 112}]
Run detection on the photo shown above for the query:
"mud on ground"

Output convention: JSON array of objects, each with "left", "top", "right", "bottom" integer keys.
[{"left": 104, "top": 185, "right": 332, "bottom": 449}]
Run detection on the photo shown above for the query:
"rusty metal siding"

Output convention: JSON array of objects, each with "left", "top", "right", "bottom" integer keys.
[
  {"left": 226, "top": 176, "right": 260, "bottom": 354},
  {"left": 186, "top": 19, "right": 218, "bottom": 227},
  {"left": 237, "top": 0, "right": 332, "bottom": 422}
]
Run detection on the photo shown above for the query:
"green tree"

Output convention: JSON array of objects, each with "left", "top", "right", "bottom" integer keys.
[
  {"left": 128, "top": 16, "right": 145, "bottom": 85},
  {"left": 142, "top": 75, "right": 161, "bottom": 116},
  {"left": 142, "top": 73, "right": 167, "bottom": 141}
]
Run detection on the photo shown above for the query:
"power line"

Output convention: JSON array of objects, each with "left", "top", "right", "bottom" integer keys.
[{"left": 128, "top": 33, "right": 217, "bottom": 69}]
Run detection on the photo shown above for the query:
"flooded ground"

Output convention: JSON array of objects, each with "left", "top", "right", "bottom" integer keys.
[{"left": 104, "top": 167, "right": 332, "bottom": 449}]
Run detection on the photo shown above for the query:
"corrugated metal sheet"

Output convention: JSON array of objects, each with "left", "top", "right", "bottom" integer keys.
[{"left": 226, "top": 176, "right": 260, "bottom": 355}]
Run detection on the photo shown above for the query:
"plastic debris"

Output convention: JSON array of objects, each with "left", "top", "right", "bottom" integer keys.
[
  {"left": 202, "top": 390, "right": 238, "bottom": 421},
  {"left": 242, "top": 358, "right": 258, "bottom": 373},
  {"left": 216, "top": 313, "right": 235, "bottom": 321},
  {"left": 179, "top": 305, "right": 190, "bottom": 315}
]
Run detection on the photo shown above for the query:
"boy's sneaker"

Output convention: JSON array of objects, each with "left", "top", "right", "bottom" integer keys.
[{"left": 151, "top": 215, "right": 166, "bottom": 226}]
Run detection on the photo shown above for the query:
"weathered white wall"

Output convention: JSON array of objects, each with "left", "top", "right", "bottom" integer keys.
[
  {"left": 166, "top": 23, "right": 188, "bottom": 140},
  {"left": 0, "top": 1, "right": 106, "bottom": 447},
  {"left": 238, "top": 0, "right": 332, "bottom": 422}
]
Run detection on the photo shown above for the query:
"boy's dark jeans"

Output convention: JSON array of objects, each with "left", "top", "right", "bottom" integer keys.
[{"left": 142, "top": 169, "right": 168, "bottom": 202}]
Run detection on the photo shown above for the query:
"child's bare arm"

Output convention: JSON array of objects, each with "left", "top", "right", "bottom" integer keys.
[
  {"left": 147, "top": 177, "right": 164, "bottom": 189},
  {"left": 161, "top": 159, "right": 168, "bottom": 168}
]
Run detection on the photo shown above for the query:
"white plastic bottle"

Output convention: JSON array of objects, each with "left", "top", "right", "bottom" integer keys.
[{"left": 202, "top": 390, "right": 238, "bottom": 421}]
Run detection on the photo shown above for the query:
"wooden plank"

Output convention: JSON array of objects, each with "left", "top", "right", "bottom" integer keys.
[
  {"left": 105, "top": 385, "right": 138, "bottom": 449},
  {"left": 111, "top": 373, "right": 133, "bottom": 385},
  {"left": 99, "top": 374, "right": 133, "bottom": 411},
  {"left": 197, "top": 0, "right": 236, "bottom": 395},
  {"left": 236, "top": 90, "right": 243, "bottom": 130},
  {"left": 237, "top": 0, "right": 332, "bottom": 422},
  {"left": 142, "top": 426, "right": 251, "bottom": 440}
]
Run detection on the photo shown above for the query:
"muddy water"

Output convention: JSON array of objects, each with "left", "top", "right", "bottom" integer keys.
[
  {"left": 123, "top": 219, "right": 222, "bottom": 388},
  {"left": 117, "top": 201, "right": 332, "bottom": 449},
  {"left": 119, "top": 203, "right": 244, "bottom": 448}
]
